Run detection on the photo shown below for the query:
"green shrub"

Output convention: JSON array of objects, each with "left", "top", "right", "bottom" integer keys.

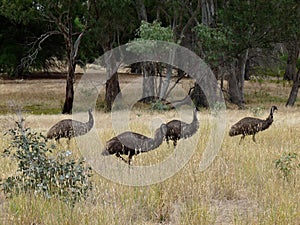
[
  {"left": 211, "top": 102, "right": 226, "bottom": 117},
  {"left": 275, "top": 152, "right": 300, "bottom": 182},
  {"left": 250, "top": 106, "right": 265, "bottom": 117},
  {"left": 151, "top": 100, "right": 171, "bottom": 111},
  {"left": 1, "top": 118, "right": 93, "bottom": 206}
]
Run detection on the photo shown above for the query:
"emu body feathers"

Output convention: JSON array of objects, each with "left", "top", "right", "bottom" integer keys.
[
  {"left": 47, "top": 109, "right": 94, "bottom": 141},
  {"left": 102, "top": 124, "right": 168, "bottom": 165},
  {"left": 165, "top": 108, "right": 199, "bottom": 147},
  {"left": 229, "top": 106, "right": 278, "bottom": 143}
]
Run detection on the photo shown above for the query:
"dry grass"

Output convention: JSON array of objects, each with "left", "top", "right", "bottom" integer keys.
[{"left": 0, "top": 75, "right": 300, "bottom": 224}]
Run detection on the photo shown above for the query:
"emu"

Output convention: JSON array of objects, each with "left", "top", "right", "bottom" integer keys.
[
  {"left": 47, "top": 109, "right": 94, "bottom": 142},
  {"left": 165, "top": 107, "right": 199, "bottom": 147},
  {"left": 229, "top": 105, "right": 278, "bottom": 144},
  {"left": 102, "top": 124, "right": 167, "bottom": 165}
]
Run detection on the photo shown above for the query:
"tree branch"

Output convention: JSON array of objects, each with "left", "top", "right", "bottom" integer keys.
[
  {"left": 164, "top": 73, "right": 185, "bottom": 98},
  {"left": 15, "top": 31, "right": 60, "bottom": 75}
]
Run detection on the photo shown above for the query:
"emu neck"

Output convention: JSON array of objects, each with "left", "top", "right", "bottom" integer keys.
[
  {"left": 191, "top": 109, "right": 199, "bottom": 127},
  {"left": 152, "top": 129, "right": 164, "bottom": 146},
  {"left": 262, "top": 111, "right": 274, "bottom": 130},
  {"left": 86, "top": 111, "right": 94, "bottom": 130}
]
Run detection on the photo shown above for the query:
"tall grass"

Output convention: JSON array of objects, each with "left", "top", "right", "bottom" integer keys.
[
  {"left": 0, "top": 76, "right": 299, "bottom": 224},
  {"left": 0, "top": 107, "right": 299, "bottom": 224}
]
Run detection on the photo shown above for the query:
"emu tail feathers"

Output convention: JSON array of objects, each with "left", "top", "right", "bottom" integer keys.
[{"left": 101, "top": 149, "right": 110, "bottom": 156}]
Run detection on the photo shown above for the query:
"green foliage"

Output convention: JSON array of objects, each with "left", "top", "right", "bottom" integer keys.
[
  {"left": 1, "top": 118, "right": 93, "bottom": 206},
  {"left": 136, "top": 20, "right": 174, "bottom": 42},
  {"left": 151, "top": 100, "right": 170, "bottom": 111},
  {"left": 250, "top": 106, "right": 265, "bottom": 117},
  {"left": 275, "top": 152, "right": 300, "bottom": 182},
  {"left": 211, "top": 102, "right": 226, "bottom": 117},
  {"left": 193, "top": 24, "right": 231, "bottom": 64},
  {"left": 127, "top": 21, "right": 174, "bottom": 55},
  {"left": 280, "top": 54, "right": 300, "bottom": 70},
  {"left": 0, "top": 0, "right": 41, "bottom": 24}
]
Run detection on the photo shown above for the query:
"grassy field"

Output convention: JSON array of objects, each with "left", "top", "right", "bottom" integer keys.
[{"left": 0, "top": 74, "right": 299, "bottom": 224}]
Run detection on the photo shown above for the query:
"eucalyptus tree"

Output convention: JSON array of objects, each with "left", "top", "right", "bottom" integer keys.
[
  {"left": 0, "top": 10, "right": 64, "bottom": 76},
  {"left": 128, "top": 21, "right": 174, "bottom": 103},
  {"left": 132, "top": 0, "right": 205, "bottom": 107},
  {"left": 194, "top": 0, "right": 290, "bottom": 108},
  {"left": 90, "top": 0, "right": 138, "bottom": 111},
  {"left": 281, "top": 0, "right": 300, "bottom": 106},
  {"left": 1, "top": 0, "right": 100, "bottom": 114}
]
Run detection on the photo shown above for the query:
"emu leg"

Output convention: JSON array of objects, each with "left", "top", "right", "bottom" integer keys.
[
  {"left": 116, "top": 153, "right": 128, "bottom": 164},
  {"left": 128, "top": 154, "right": 134, "bottom": 165},
  {"left": 239, "top": 135, "right": 245, "bottom": 145},
  {"left": 173, "top": 139, "right": 177, "bottom": 147},
  {"left": 67, "top": 138, "right": 71, "bottom": 148},
  {"left": 166, "top": 139, "right": 170, "bottom": 148},
  {"left": 252, "top": 134, "right": 256, "bottom": 143}
]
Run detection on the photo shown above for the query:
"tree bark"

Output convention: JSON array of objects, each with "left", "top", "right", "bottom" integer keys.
[
  {"left": 61, "top": 18, "right": 85, "bottom": 114},
  {"left": 104, "top": 47, "right": 121, "bottom": 111},
  {"left": 227, "top": 50, "right": 249, "bottom": 108},
  {"left": 62, "top": 62, "right": 75, "bottom": 114},
  {"left": 182, "top": 0, "right": 215, "bottom": 109},
  {"left": 62, "top": 28, "right": 77, "bottom": 114},
  {"left": 105, "top": 73, "right": 121, "bottom": 111},
  {"left": 190, "top": 82, "right": 209, "bottom": 108},
  {"left": 284, "top": 41, "right": 300, "bottom": 81},
  {"left": 228, "top": 62, "right": 244, "bottom": 108},
  {"left": 141, "top": 61, "right": 155, "bottom": 102},
  {"left": 286, "top": 69, "right": 300, "bottom": 106},
  {"left": 201, "top": 0, "right": 217, "bottom": 27},
  {"left": 159, "top": 64, "right": 172, "bottom": 100},
  {"left": 135, "top": 0, "right": 147, "bottom": 21}
]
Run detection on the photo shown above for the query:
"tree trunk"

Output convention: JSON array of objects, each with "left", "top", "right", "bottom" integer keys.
[
  {"left": 105, "top": 73, "right": 121, "bottom": 111},
  {"left": 135, "top": 0, "right": 147, "bottom": 21},
  {"left": 141, "top": 61, "right": 155, "bottom": 102},
  {"left": 244, "top": 58, "right": 250, "bottom": 80},
  {"left": 227, "top": 50, "right": 249, "bottom": 108},
  {"left": 237, "top": 49, "right": 248, "bottom": 104},
  {"left": 190, "top": 82, "right": 209, "bottom": 108},
  {"left": 284, "top": 41, "right": 300, "bottom": 81},
  {"left": 61, "top": 21, "right": 85, "bottom": 114},
  {"left": 201, "top": 0, "right": 217, "bottom": 27},
  {"left": 62, "top": 64, "right": 75, "bottom": 114},
  {"left": 104, "top": 47, "right": 121, "bottom": 111},
  {"left": 181, "top": 0, "right": 215, "bottom": 109},
  {"left": 159, "top": 64, "right": 172, "bottom": 100},
  {"left": 228, "top": 62, "right": 244, "bottom": 108},
  {"left": 286, "top": 69, "right": 300, "bottom": 106},
  {"left": 62, "top": 37, "right": 76, "bottom": 114}
]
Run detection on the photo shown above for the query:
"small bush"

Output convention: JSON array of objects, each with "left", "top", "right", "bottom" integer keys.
[
  {"left": 151, "top": 100, "right": 171, "bottom": 111},
  {"left": 211, "top": 102, "right": 226, "bottom": 117},
  {"left": 250, "top": 106, "right": 265, "bottom": 117},
  {"left": 1, "top": 118, "right": 93, "bottom": 206},
  {"left": 275, "top": 152, "right": 300, "bottom": 182}
]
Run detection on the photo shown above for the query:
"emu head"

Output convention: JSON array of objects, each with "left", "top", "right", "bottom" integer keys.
[{"left": 271, "top": 105, "right": 278, "bottom": 113}]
